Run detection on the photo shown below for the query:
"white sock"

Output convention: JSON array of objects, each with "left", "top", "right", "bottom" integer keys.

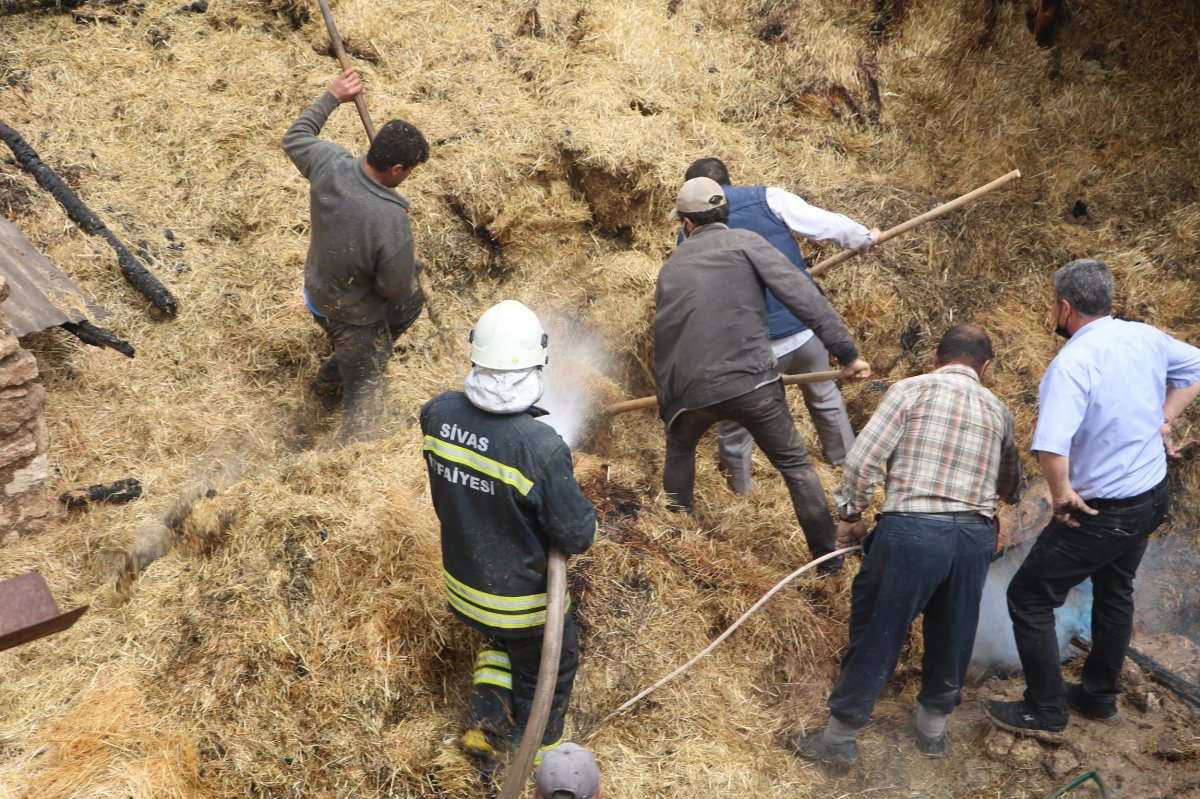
[
  {"left": 822, "top": 716, "right": 860, "bottom": 744},
  {"left": 913, "top": 704, "right": 948, "bottom": 738}
]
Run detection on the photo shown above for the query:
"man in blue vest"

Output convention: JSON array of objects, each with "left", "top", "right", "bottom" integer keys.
[{"left": 682, "top": 157, "right": 880, "bottom": 495}]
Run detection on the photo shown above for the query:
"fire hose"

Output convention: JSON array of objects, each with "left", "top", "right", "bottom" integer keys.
[
  {"left": 589, "top": 546, "right": 861, "bottom": 733},
  {"left": 497, "top": 547, "right": 567, "bottom": 799}
]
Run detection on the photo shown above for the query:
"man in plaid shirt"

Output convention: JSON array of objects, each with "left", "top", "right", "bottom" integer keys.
[{"left": 789, "top": 324, "right": 1022, "bottom": 766}]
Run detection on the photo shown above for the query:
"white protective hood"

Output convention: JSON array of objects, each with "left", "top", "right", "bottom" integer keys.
[{"left": 463, "top": 365, "right": 544, "bottom": 414}]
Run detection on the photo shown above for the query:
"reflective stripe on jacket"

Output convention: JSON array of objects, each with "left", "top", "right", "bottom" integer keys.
[{"left": 420, "top": 391, "right": 596, "bottom": 637}]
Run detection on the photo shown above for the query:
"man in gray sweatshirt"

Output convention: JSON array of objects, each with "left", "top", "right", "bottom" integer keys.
[{"left": 283, "top": 69, "right": 428, "bottom": 441}]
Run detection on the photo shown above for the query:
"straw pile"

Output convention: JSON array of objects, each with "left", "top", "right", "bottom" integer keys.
[{"left": 1, "top": 0, "right": 1199, "bottom": 796}]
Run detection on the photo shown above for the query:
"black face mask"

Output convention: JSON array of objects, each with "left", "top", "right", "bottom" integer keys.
[{"left": 1054, "top": 302, "right": 1071, "bottom": 339}]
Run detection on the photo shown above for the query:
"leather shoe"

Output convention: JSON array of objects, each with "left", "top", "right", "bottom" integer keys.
[
  {"left": 785, "top": 730, "right": 859, "bottom": 767},
  {"left": 1066, "top": 682, "right": 1119, "bottom": 725}
]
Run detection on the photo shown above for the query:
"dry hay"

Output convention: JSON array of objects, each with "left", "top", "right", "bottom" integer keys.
[{"left": 1, "top": 0, "right": 1200, "bottom": 797}]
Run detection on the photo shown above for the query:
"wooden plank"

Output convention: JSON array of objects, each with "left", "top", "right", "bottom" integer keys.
[{"left": 0, "top": 213, "right": 106, "bottom": 337}]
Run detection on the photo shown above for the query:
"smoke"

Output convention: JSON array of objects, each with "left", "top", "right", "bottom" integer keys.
[
  {"left": 536, "top": 315, "right": 613, "bottom": 449},
  {"left": 970, "top": 530, "right": 1200, "bottom": 668},
  {"left": 970, "top": 542, "right": 1093, "bottom": 669}
]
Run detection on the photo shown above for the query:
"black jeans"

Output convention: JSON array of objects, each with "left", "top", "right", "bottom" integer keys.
[
  {"left": 1006, "top": 478, "right": 1169, "bottom": 724},
  {"left": 663, "top": 380, "right": 835, "bottom": 559},
  {"left": 313, "top": 290, "right": 423, "bottom": 440},
  {"left": 827, "top": 513, "right": 996, "bottom": 727},
  {"left": 470, "top": 611, "right": 580, "bottom": 748}
]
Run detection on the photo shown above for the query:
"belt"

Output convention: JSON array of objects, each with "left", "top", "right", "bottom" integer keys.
[
  {"left": 887, "top": 511, "right": 992, "bottom": 524},
  {"left": 1086, "top": 478, "right": 1166, "bottom": 510}
]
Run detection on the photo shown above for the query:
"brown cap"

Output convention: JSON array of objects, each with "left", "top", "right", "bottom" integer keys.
[{"left": 673, "top": 176, "right": 727, "bottom": 216}]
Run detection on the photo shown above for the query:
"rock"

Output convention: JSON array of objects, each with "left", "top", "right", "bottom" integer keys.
[
  {"left": 0, "top": 382, "right": 44, "bottom": 438},
  {"left": 5, "top": 452, "right": 48, "bottom": 495},
  {"left": 0, "top": 349, "right": 38, "bottom": 389},
  {"left": 963, "top": 761, "right": 991, "bottom": 791},
  {"left": 1154, "top": 733, "right": 1194, "bottom": 762},
  {"left": 0, "top": 332, "right": 19, "bottom": 361},
  {"left": 985, "top": 728, "right": 1016, "bottom": 759},
  {"left": 1009, "top": 737, "right": 1044, "bottom": 767},
  {"left": 0, "top": 428, "right": 36, "bottom": 466},
  {"left": 1043, "top": 748, "right": 1079, "bottom": 780},
  {"left": 1121, "top": 659, "right": 1147, "bottom": 690}
]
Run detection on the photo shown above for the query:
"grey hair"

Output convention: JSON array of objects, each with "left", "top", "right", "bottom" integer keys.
[{"left": 1052, "top": 259, "right": 1113, "bottom": 317}]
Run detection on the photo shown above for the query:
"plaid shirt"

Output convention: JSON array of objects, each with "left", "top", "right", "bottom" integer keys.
[{"left": 835, "top": 365, "right": 1022, "bottom": 519}]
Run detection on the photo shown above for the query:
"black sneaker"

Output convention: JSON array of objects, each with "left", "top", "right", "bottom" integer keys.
[
  {"left": 785, "top": 731, "right": 859, "bottom": 767},
  {"left": 983, "top": 699, "right": 1065, "bottom": 743},
  {"left": 1066, "top": 682, "right": 1119, "bottom": 725}
]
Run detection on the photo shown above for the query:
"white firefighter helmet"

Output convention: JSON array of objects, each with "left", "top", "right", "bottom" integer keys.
[{"left": 469, "top": 300, "right": 548, "bottom": 369}]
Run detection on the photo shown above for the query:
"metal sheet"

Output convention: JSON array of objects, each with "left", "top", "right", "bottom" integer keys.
[
  {"left": 0, "top": 213, "right": 107, "bottom": 337},
  {"left": 0, "top": 571, "right": 88, "bottom": 652}
]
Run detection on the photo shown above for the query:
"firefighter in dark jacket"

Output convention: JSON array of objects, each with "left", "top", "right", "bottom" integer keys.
[{"left": 420, "top": 299, "right": 597, "bottom": 762}]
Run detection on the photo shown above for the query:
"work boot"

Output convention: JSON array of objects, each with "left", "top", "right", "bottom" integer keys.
[
  {"left": 313, "top": 357, "right": 342, "bottom": 398},
  {"left": 785, "top": 730, "right": 859, "bottom": 767},
  {"left": 461, "top": 727, "right": 497, "bottom": 761},
  {"left": 816, "top": 555, "right": 844, "bottom": 577},
  {"left": 983, "top": 699, "right": 1065, "bottom": 743},
  {"left": 1066, "top": 682, "right": 1119, "bottom": 725}
]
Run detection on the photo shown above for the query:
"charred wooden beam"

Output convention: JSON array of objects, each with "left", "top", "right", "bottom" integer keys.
[
  {"left": 1, "top": 0, "right": 85, "bottom": 14},
  {"left": 1126, "top": 646, "right": 1200, "bottom": 709},
  {"left": 1072, "top": 636, "right": 1200, "bottom": 709},
  {"left": 60, "top": 477, "right": 142, "bottom": 509},
  {"left": 0, "top": 121, "right": 179, "bottom": 316},
  {"left": 60, "top": 319, "right": 135, "bottom": 357}
]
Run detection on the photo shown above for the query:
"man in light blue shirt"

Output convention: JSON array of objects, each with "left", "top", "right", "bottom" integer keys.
[{"left": 985, "top": 259, "right": 1200, "bottom": 742}]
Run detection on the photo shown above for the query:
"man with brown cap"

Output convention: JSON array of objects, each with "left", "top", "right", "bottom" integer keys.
[
  {"left": 682, "top": 156, "right": 880, "bottom": 493},
  {"left": 654, "top": 177, "right": 871, "bottom": 574}
]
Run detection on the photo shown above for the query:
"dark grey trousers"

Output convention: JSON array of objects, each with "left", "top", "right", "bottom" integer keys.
[
  {"left": 663, "top": 380, "right": 836, "bottom": 560},
  {"left": 314, "top": 289, "right": 423, "bottom": 440}
]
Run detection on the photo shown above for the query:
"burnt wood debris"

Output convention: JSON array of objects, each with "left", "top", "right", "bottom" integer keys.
[{"left": 0, "top": 122, "right": 179, "bottom": 316}]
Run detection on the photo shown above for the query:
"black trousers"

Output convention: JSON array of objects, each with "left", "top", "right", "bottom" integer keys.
[
  {"left": 1006, "top": 478, "right": 1169, "bottom": 724},
  {"left": 663, "top": 380, "right": 836, "bottom": 560},
  {"left": 467, "top": 611, "right": 580, "bottom": 749}
]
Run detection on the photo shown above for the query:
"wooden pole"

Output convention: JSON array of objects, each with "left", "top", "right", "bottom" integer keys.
[
  {"left": 808, "top": 169, "right": 1022, "bottom": 277},
  {"left": 605, "top": 368, "right": 844, "bottom": 417},
  {"left": 315, "top": 0, "right": 374, "bottom": 140},
  {"left": 497, "top": 548, "right": 568, "bottom": 799}
]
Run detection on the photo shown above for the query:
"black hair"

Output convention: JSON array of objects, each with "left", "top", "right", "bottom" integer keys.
[
  {"left": 366, "top": 119, "right": 430, "bottom": 171},
  {"left": 684, "top": 156, "right": 731, "bottom": 186},
  {"left": 935, "top": 324, "right": 994, "bottom": 371},
  {"left": 680, "top": 204, "right": 729, "bottom": 228}
]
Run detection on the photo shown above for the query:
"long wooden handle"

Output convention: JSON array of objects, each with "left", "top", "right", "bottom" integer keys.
[
  {"left": 605, "top": 368, "right": 844, "bottom": 417},
  {"left": 808, "top": 169, "right": 1022, "bottom": 277},
  {"left": 497, "top": 548, "right": 568, "bottom": 799},
  {"left": 316, "top": 0, "right": 376, "bottom": 141}
]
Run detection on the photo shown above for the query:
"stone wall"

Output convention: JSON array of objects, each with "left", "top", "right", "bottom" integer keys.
[{"left": 0, "top": 276, "right": 48, "bottom": 544}]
